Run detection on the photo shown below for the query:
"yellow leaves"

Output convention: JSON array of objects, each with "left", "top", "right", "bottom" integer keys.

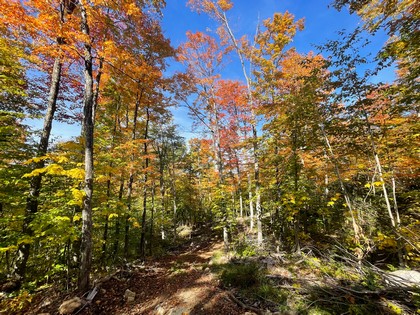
[
  {"left": 327, "top": 193, "right": 341, "bottom": 206},
  {"left": 22, "top": 168, "right": 44, "bottom": 178},
  {"left": 375, "top": 232, "right": 398, "bottom": 249},
  {"left": 108, "top": 213, "right": 118, "bottom": 220},
  {"left": 126, "top": 2, "right": 141, "bottom": 16},
  {"left": 68, "top": 188, "right": 85, "bottom": 207},
  {"left": 73, "top": 214, "right": 81, "bottom": 222},
  {"left": 22, "top": 164, "right": 65, "bottom": 178},
  {"left": 217, "top": 0, "right": 233, "bottom": 11},
  {"left": 26, "top": 154, "right": 68, "bottom": 165},
  {"left": 66, "top": 168, "right": 85, "bottom": 180},
  {"left": 23, "top": 154, "right": 84, "bottom": 180},
  {"left": 365, "top": 181, "right": 384, "bottom": 188},
  {"left": 54, "top": 216, "right": 71, "bottom": 223},
  {"left": 24, "top": 155, "right": 48, "bottom": 164},
  {"left": 0, "top": 245, "right": 17, "bottom": 253},
  {"left": 46, "top": 164, "right": 66, "bottom": 175}
]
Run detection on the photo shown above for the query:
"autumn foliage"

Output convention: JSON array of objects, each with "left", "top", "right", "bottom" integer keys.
[{"left": 0, "top": 1, "right": 419, "bottom": 311}]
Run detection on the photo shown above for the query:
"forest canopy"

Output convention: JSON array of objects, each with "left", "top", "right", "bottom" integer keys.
[{"left": 0, "top": 0, "right": 419, "bottom": 313}]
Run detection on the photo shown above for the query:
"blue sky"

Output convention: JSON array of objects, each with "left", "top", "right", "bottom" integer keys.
[
  {"left": 161, "top": 0, "right": 394, "bottom": 139},
  {"left": 37, "top": 0, "right": 393, "bottom": 141}
]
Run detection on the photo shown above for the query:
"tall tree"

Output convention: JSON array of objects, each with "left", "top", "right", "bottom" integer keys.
[{"left": 0, "top": 0, "right": 79, "bottom": 282}]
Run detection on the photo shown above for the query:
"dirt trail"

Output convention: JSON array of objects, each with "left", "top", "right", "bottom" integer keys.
[{"left": 77, "top": 238, "right": 244, "bottom": 315}]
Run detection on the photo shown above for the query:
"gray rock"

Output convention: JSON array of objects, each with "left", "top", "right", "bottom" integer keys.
[
  {"left": 124, "top": 289, "right": 136, "bottom": 304},
  {"left": 58, "top": 297, "right": 83, "bottom": 315},
  {"left": 387, "top": 270, "right": 420, "bottom": 287}
]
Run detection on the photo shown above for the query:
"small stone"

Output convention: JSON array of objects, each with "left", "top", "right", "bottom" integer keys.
[
  {"left": 155, "top": 305, "right": 165, "bottom": 315},
  {"left": 58, "top": 297, "right": 83, "bottom": 315},
  {"left": 38, "top": 313, "right": 50, "bottom": 315},
  {"left": 124, "top": 289, "right": 136, "bottom": 304},
  {"left": 41, "top": 299, "right": 51, "bottom": 307}
]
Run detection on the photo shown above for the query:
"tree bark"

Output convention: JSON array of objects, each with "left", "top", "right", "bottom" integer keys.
[
  {"left": 101, "top": 177, "right": 111, "bottom": 262},
  {"left": 112, "top": 180, "right": 124, "bottom": 260},
  {"left": 149, "top": 182, "right": 155, "bottom": 255},
  {"left": 14, "top": 48, "right": 63, "bottom": 281},
  {"left": 79, "top": 0, "right": 95, "bottom": 292},
  {"left": 124, "top": 87, "right": 142, "bottom": 258},
  {"left": 139, "top": 107, "right": 150, "bottom": 258}
]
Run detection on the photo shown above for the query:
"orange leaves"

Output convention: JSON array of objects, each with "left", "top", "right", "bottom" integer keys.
[
  {"left": 217, "top": 0, "right": 233, "bottom": 11},
  {"left": 126, "top": 2, "right": 142, "bottom": 16},
  {"left": 257, "top": 11, "right": 304, "bottom": 56},
  {"left": 179, "top": 31, "right": 231, "bottom": 82}
]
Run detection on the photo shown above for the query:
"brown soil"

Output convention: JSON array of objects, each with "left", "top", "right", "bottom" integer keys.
[{"left": 23, "top": 237, "right": 247, "bottom": 315}]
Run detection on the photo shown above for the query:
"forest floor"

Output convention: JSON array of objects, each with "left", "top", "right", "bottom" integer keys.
[
  {"left": 4, "top": 227, "right": 420, "bottom": 315},
  {"left": 19, "top": 232, "right": 247, "bottom": 315},
  {"left": 78, "top": 237, "right": 244, "bottom": 315}
]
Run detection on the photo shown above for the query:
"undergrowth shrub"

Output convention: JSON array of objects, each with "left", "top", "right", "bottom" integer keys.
[
  {"left": 234, "top": 239, "right": 257, "bottom": 258},
  {"left": 256, "top": 284, "right": 288, "bottom": 303},
  {"left": 220, "top": 262, "right": 263, "bottom": 288}
]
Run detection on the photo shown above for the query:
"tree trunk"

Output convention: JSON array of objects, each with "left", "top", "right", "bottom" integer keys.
[
  {"left": 92, "top": 57, "right": 103, "bottom": 124},
  {"left": 219, "top": 11, "right": 262, "bottom": 244},
  {"left": 14, "top": 54, "right": 62, "bottom": 281},
  {"left": 149, "top": 182, "right": 155, "bottom": 256},
  {"left": 124, "top": 87, "right": 142, "bottom": 258},
  {"left": 112, "top": 180, "right": 124, "bottom": 260},
  {"left": 139, "top": 107, "right": 150, "bottom": 258},
  {"left": 159, "top": 157, "right": 166, "bottom": 240},
  {"left": 248, "top": 172, "right": 254, "bottom": 230},
  {"left": 79, "top": 0, "right": 95, "bottom": 292},
  {"left": 101, "top": 177, "right": 111, "bottom": 262},
  {"left": 360, "top": 101, "right": 396, "bottom": 228},
  {"left": 321, "top": 125, "right": 361, "bottom": 243}
]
